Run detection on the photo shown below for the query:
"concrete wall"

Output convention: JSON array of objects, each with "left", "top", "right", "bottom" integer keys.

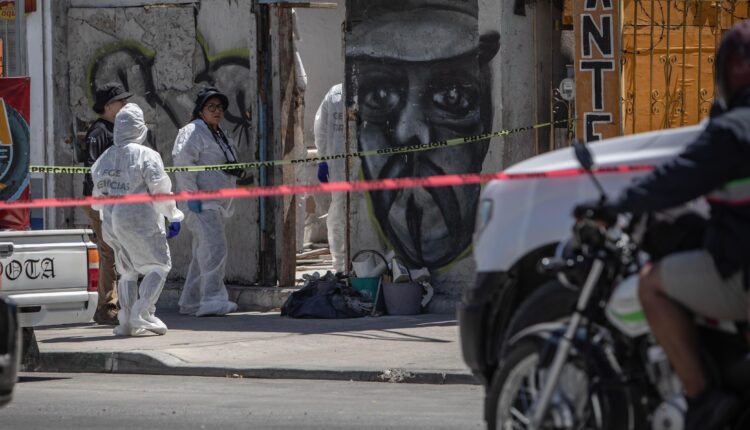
[
  {"left": 26, "top": 4, "right": 46, "bottom": 228},
  {"left": 52, "top": 0, "right": 260, "bottom": 283},
  {"left": 497, "top": 0, "right": 569, "bottom": 162}
]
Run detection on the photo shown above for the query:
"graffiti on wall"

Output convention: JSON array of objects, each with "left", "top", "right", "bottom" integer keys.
[
  {"left": 66, "top": 3, "right": 259, "bottom": 283},
  {"left": 345, "top": 0, "right": 499, "bottom": 270},
  {"left": 66, "top": 3, "right": 256, "bottom": 164},
  {"left": 86, "top": 35, "right": 254, "bottom": 149}
]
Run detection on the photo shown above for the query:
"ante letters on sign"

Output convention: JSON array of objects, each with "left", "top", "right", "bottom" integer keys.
[{"left": 576, "top": 0, "right": 620, "bottom": 142}]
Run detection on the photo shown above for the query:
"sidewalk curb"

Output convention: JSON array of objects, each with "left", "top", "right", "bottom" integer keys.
[{"left": 37, "top": 351, "right": 479, "bottom": 386}]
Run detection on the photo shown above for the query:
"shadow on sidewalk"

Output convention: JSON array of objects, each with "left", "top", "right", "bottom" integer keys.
[
  {"left": 39, "top": 332, "right": 165, "bottom": 344},
  {"left": 327, "top": 330, "right": 452, "bottom": 343},
  {"left": 17, "top": 375, "right": 72, "bottom": 383},
  {"left": 36, "top": 312, "right": 458, "bottom": 345},
  {"left": 160, "top": 311, "right": 456, "bottom": 336}
]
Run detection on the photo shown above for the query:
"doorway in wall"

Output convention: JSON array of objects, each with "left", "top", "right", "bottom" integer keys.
[{"left": 293, "top": 2, "right": 345, "bottom": 283}]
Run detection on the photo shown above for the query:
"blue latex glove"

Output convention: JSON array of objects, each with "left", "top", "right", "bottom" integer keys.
[
  {"left": 166, "top": 222, "right": 181, "bottom": 239},
  {"left": 187, "top": 200, "right": 202, "bottom": 213},
  {"left": 317, "top": 161, "right": 329, "bottom": 183}
]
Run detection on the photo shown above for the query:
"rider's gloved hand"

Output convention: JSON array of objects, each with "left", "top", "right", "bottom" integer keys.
[{"left": 573, "top": 199, "right": 618, "bottom": 227}]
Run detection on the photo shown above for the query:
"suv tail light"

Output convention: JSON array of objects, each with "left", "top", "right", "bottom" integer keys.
[{"left": 87, "top": 247, "right": 99, "bottom": 292}]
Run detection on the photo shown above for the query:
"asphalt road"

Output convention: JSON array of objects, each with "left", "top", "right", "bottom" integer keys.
[{"left": 0, "top": 373, "right": 485, "bottom": 429}]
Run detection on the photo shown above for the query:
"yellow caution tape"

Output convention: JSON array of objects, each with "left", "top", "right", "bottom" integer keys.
[{"left": 30, "top": 119, "right": 572, "bottom": 175}]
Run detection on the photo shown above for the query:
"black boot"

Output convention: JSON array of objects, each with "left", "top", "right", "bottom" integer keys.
[{"left": 685, "top": 388, "right": 739, "bottom": 430}]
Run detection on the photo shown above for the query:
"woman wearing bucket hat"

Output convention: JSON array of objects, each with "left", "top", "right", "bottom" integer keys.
[{"left": 172, "top": 87, "right": 241, "bottom": 317}]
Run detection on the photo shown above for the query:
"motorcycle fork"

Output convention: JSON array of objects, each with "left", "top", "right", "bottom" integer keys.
[{"left": 530, "top": 258, "right": 605, "bottom": 429}]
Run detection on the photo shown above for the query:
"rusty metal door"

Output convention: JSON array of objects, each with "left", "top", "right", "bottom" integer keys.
[{"left": 622, "top": 0, "right": 749, "bottom": 134}]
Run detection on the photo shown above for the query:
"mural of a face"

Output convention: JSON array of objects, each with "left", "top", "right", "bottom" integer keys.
[{"left": 346, "top": 0, "right": 499, "bottom": 269}]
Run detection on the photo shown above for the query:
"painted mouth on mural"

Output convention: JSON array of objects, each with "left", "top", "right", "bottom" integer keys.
[
  {"left": 369, "top": 151, "right": 476, "bottom": 268},
  {"left": 384, "top": 185, "right": 468, "bottom": 269}
]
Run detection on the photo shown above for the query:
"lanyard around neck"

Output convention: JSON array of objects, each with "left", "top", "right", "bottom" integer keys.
[{"left": 202, "top": 120, "right": 237, "bottom": 163}]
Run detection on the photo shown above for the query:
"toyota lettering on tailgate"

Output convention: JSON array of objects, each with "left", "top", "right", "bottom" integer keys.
[{"left": 0, "top": 258, "right": 55, "bottom": 281}]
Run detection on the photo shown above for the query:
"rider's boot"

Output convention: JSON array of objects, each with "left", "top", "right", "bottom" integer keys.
[{"left": 685, "top": 387, "right": 739, "bottom": 430}]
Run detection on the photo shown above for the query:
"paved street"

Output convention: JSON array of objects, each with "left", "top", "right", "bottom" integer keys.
[{"left": 2, "top": 373, "right": 484, "bottom": 430}]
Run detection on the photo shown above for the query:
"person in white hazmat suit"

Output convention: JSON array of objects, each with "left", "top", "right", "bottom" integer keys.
[
  {"left": 172, "top": 87, "right": 241, "bottom": 317},
  {"left": 314, "top": 84, "right": 346, "bottom": 273},
  {"left": 91, "top": 103, "right": 184, "bottom": 336}
]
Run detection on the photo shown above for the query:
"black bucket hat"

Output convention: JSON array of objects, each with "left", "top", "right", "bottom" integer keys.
[
  {"left": 192, "top": 87, "right": 230, "bottom": 119},
  {"left": 93, "top": 82, "right": 132, "bottom": 114}
]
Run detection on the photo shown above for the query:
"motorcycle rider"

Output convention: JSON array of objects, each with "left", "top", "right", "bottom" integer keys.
[{"left": 576, "top": 20, "right": 750, "bottom": 430}]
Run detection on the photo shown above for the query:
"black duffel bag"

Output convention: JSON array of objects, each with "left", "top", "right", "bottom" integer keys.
[{"left": 281, "top": 272, "right": 372, "bottom": 319}]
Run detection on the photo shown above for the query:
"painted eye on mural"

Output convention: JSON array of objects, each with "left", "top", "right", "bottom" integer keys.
[
  {"left": 432, "top": 85, "right": 477, "bottom": 116},
  {"left": 362, "top": 86, "right": 402, "bottom": 114}
]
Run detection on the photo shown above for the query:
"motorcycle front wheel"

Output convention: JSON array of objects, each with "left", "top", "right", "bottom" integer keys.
[{"left": 488, "top": 339, "right": 634, "bottom": 430}]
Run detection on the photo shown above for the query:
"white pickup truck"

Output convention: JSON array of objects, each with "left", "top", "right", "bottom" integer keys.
[{"left": 0, "top": 229, "right": 98, "bottom": 327}]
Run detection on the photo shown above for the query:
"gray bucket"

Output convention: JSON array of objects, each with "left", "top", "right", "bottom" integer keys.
[{"left": 382, "top": 281, "right": 423, "bottom": 315}]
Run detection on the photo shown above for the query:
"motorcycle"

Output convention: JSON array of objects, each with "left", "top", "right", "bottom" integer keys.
[{"left": 488, "top": 141, "right": 750, "bottom": 430}]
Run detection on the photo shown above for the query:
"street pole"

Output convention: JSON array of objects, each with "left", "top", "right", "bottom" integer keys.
[{"left": 14, "top": 0, "right": 23, "bottom": 76}]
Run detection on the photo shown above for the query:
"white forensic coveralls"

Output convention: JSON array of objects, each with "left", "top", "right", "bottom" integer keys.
[
  {"left": 314, "top": 84, "right": 346, "bottom": 273},
  {"left": 172, "top": 119, "right": 239, "bottom": 317},
  {"left": 92, "top": 103, "right": 184, "bottom": 336}
]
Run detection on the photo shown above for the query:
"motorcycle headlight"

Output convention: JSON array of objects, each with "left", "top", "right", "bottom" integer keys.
[{"left": 477, "top": 199, "right": 493, "bottom": 234}]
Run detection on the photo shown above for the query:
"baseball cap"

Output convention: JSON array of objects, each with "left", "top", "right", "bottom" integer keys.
[{"left": 93, "top": 82, "right": 132, "bottom": 114}]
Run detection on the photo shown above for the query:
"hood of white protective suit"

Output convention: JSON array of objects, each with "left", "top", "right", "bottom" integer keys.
[{"left": 114, "top": 103, "right": 148, "bottom": 147}]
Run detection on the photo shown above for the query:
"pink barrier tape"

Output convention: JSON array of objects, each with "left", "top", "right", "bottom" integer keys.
[{"left": 0, "top": 165, "right": 654, "bottom": 210}]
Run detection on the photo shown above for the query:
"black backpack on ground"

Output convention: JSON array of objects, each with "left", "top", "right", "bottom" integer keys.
[{"left": 281, "top": 272, "right": 372, "bottom": 319}]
